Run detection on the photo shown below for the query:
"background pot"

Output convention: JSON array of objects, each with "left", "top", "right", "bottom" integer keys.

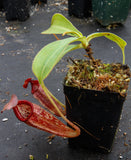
[
  {"left": 2, "top": 0, "right": 47, "bottom": 21},
  {"left": 68, "top": 0, "right": 92, "bottom": 18},
  {"left": 3, "top": 0, "right": 30, "bottom": 21},
  {"left": 64, "top": 85, "right": 126, "bottom": 153},
  {"left": 0, "top": 1, "right": 3, "bottom": 10},
  {"left": 92, "top": 0, "right": 131, "bottom": 26},
  {"left": 31, "top": 0, "right": 47, "bottom": 5}
]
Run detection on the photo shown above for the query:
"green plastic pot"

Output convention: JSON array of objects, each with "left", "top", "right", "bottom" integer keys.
[{"left": 92, "top": 0, "right": 131, "bottom": 26}]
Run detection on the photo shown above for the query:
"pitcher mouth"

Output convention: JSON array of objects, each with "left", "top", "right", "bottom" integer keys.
[{"left": 13, "top": 100, "right": 34, "bottom": 122}]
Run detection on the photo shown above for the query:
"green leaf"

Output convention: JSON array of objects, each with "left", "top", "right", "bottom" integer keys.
[
  {"left": 87, "top": 32, "right": 127, "bottom": 64},
  {"left": 41, "top": 13, "right": 83, "bottom": 38},
  {"left": 32, "top": 37, "right": 81, "bottom": 84}
]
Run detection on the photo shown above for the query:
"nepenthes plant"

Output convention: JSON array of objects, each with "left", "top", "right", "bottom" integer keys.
[{"left": 1, "top": 13, "right": 127, "bottom": 138}]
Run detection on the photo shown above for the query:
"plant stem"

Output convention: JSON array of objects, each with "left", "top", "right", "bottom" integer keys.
[
  {"left": 69, "top": 57, "right": 78, "bottom": 65},
  {"left": 53, "top": 34, "right": 60, "bottom": 40},
  {"left": 85, "top": 44, "right": 96, "bottom": 63}
]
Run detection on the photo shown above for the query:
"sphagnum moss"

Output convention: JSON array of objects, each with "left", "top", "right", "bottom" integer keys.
[{"left": 65, "top": 59, "right": 131, "bottom": 97}]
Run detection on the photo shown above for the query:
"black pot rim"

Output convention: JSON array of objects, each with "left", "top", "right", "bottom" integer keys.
[{"left": 64, "top": 83, "right": 126, "bottom": 99}]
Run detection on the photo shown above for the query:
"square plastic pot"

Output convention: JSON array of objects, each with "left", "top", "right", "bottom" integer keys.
[
  {"left": 68, "top": 0, "right": 92, "bottom": 18},
  {"left": 0, "top": 1, "right": 3, "bottom": 10},
  {"left": 31, "top": 0, "right": 47, "bottom": 5},
  {"left": 92, "top": 0, "right": 131, "bottom": 26},
  {"left": 64, "top": 85, "right": 126, "bottom": 153},
  {"left": 3, "top": 0, "right": 30, "bottom": 21}
]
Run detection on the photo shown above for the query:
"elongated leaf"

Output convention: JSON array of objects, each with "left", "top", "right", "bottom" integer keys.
[
  {"left": 41, "top": 13, "right": 83, "bottom": 38},
  {"left": 32, "top": 37, "right": 81, "bottom": 83},
  {"left": 87, "top": 32, "right": 127, "bottom": 64}
]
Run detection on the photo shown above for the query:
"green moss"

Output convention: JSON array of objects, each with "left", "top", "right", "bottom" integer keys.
[{"left": 65, "top": 59, "right": 131, "bottom": 97}]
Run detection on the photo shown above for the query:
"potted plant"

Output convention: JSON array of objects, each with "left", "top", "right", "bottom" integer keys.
[
  {"left": 64, "top": 59, "right": 130, "bottom": 152},
  {"left": 2, "top": 13, "right": 130, "bottom": 153},
  {"left": 92, "top": 0, "right": 131, "bottom": 26}
]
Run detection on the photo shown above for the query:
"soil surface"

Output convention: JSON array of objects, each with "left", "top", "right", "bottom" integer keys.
[
  {"left": 0, "top": 0, "right": 131, "bottom": 160},
  {"left": 65, "top": 58, "right": 131, "bottom": 97}
]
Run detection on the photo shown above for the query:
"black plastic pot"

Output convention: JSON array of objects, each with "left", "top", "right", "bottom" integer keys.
[
  {"left": 0, "top": 1, "right": 3, "bottom": 11},
  {"left": 92, "top": 0, "right": 131, "bottom": 26},
  {"left": 31, "top": 0, "right": 47, "bottom": 5},
  {"left": 64, "top": 85, "right": 126, "bottom": 153},
  {"left": 68, "top": 0, "right": 92, "bottom": 18},
  {"left": 3, "top": 0, "right": 30, "bottom": 21},
  {"left": 1, "top": 0, "right": 47, "bottom": 21},
  {"left": 40, "top": 0, "right": 47, "bottom": 3}
]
